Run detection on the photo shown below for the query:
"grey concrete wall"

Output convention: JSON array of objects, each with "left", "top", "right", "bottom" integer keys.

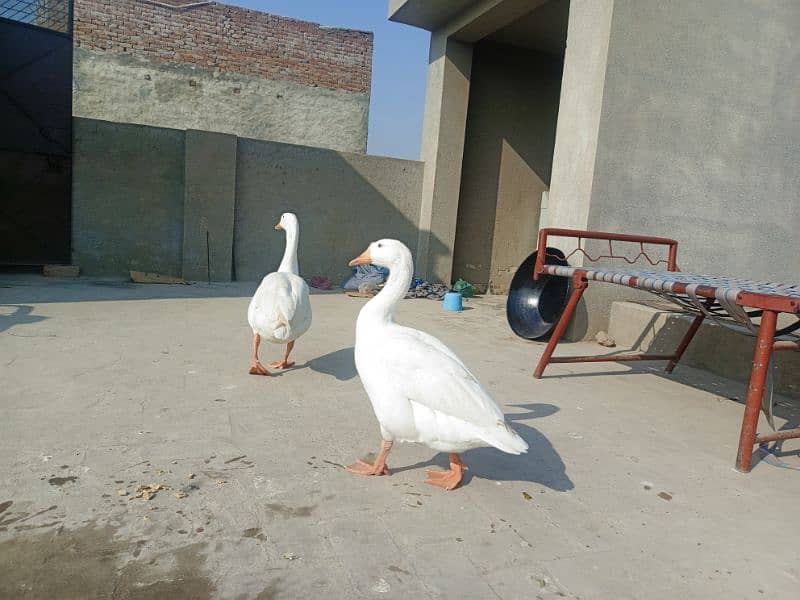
[
  {"left": 183, "top": 130, "right": 237, "bottom": 282},
  {"left": 549, "top": 0, "right": 799, "bottom": 339},
  {"left": 72, "top": 118, "right": 185, "bottom": 276},
  {"left": 72, "top": 118, "right": 424, "bottom": 281},
  {"left": 73, "top": 48, "right": 370, "bottom": 154},
  {"left": 453, "top": 41, "right": 562, "bottom": 293},
  {"left": 234, "top": 138, "right": 424, "bottom": 282}
]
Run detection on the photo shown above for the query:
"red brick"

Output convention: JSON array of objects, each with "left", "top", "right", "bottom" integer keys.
[{"left": 73, "top": 0, "right": 373, "bottom": 94}]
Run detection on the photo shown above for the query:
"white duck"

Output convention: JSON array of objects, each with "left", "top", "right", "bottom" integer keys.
[
  {"left": 346, "top": 239, "right": 527, "bottom": 490},
  {"left": 247, "top": 212, "right": 312, "bottom": 376}
]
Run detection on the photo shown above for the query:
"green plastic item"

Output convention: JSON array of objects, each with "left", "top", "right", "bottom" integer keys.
[{"left": 452, "top": 278, "right": 475, "bottom": 298}]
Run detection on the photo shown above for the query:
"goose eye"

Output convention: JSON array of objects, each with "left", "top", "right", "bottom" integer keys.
[{"left": 377, "top": 243, "right": 383, "bottom": 248}]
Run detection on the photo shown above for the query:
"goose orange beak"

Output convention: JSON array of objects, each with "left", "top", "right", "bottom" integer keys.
[
  {"left": 348, "top": 248, "right": 372, "bottom": 267},
  {"left": 274, "top": 222, "right": 283, "bottom": 231}
]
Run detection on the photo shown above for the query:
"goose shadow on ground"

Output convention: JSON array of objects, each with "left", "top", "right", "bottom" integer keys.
[
  {"left": 384, "top": 403, "right": 573, "bottom": 492},
  {"left": 0, "top": 305, "right": 48, "bottom": 333},
  {"left": 307, "top": 347, "right": 358, "bottom": 381}
]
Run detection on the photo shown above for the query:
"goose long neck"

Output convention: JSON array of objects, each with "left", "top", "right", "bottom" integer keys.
[
  {"left": 278, "top": 224, "right": 299, "bottom": 275},
  {"left": 359, "top": 254, "right": 413, "bottom": 326}
]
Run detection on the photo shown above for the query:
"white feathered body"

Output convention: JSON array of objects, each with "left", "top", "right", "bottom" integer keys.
[
  {"left": 248, "top": 272, "right": 311, "bottom": 343},
  {"left": 355, "top": 318, "right": 527, "bottom": 455}
]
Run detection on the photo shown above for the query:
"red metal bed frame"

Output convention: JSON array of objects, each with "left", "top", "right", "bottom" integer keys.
[{"left": 531, "top": 228, "right": 800, "bottom": 472}]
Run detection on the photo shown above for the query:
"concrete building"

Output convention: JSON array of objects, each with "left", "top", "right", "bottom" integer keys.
[
  {"left": 72, "top": 0, "right": 373, "bottom": 153},
  {"left": 390, "top": 0, "right": 799, "bottom": 316}
]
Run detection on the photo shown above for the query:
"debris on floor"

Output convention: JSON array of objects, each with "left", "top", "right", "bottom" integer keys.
[
  {"left": 406, "top": 280, "right": 449, "bottom": 300},
  {"left": 343, "top": 265, "right": 388, "bottom": 291},
  {"left": 130, "top": 271, "right": 188, "bottom": 285},
  {"left": 452, "top": 278, "right": 476, "bottom": 298},
  {"left": 282, "top": 552, "right": 299, "bottom": 560},
  {"left": 595, "top": 330, "right": 616, "bottom": 347},
  {"left": 134, "top": 483, "right": 165, "bottom": 500},
  {"left": 43, "top": 265, "right": 80, "bottom": 278},
  {"left": 308, "top": 275, "right": 333, "bottom": 290}
]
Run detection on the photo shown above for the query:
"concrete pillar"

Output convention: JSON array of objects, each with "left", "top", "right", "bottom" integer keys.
[
  {"left": 182, "top": 130, "right": 237, "bottom": 282},
  {"left": 544, "top": 0, "right": 614, "bottom": 247},
  {"left": 416, "top": 32, "right": 473, "bottom": 282}
]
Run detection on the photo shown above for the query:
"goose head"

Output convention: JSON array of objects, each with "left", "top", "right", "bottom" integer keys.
[
  {"left": 274, "top": 212, "right": 299, "bottom": 232},
  {"left": 349, "top": 239, "right": 412, "bottom": 271}
]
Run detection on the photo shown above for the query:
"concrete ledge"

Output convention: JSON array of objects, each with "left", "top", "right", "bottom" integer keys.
[{"left": 608, "top": 301, "right": 799, "bottom": 397}]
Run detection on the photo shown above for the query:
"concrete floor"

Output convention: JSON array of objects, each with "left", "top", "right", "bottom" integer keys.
[{"left": 0, "top": 275, "right": 798, "bottom": 599}]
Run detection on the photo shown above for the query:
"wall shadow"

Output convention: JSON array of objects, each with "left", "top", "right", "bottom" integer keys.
[
  {"left": 233, "top": 137, "right": 449, "bottom": 286},
  {"left": 0, "top": 276, "right": 257, "bottom": 304},
  {"left": 70, "top": 119, "right": 450, "bottom": 294}
]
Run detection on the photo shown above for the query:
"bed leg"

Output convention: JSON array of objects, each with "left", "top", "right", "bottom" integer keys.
[
  {"left": 534, "top": 275, "right": 587, "bottom": 379},
  {"left": 665, "top": 313, "right": 705, "bottom": 374},
  {"left": 735, "top": 310, "right": 777, "bottom": 472}
]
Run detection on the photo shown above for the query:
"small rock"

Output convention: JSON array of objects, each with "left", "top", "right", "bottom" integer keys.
[
  {"left": 371, "top": 578, "right": 391, "bottom": 593},
  {"left": 188, "top": 473, "right": 196, "bottom": 480},
  {"left": 658, "top": 491, "right": 673, "bottom": 501},
  {"left": 282, "top": 552, "right": 299, "bottom": 561},
  {"left": 174, "top": 491, "right": 188, "bottom": 499},
  {"left": 595, "top": 331, "right": 616, "bottom": 347},
  {"left": 642, "top": 481, "right": 653, "bottom": 490},
  {"left": 117, "top": 489, "right": 128, "bottom": 496},
  {"left": 522, "top": 491, "right": 533, "bottom": 501}
]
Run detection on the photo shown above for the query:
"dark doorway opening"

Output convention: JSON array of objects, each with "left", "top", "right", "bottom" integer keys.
[{"left": 0, "top": 1, "right": 73, "bottom": 265}]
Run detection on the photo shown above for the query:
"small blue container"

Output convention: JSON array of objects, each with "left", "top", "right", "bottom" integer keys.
[{"left": 443, "top": 292, "right": 463, "bottom": 312}]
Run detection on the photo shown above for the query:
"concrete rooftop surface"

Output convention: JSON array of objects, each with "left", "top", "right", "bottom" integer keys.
[{"left": 1, "top": 275, "right": 798, "bottom": 599}]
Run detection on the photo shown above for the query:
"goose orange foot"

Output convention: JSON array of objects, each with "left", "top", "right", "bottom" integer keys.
[
  {"left": 425, "top": 453, "right": 466, "bottom": 491},
  {"left": 346, "top": 460, "right": 390, "bottom": 476},
  {"left": 268, "top": 360, "right": 295, "bottom": 369},
  {"left": 347, "top": 440, "right": 393, "bottom": 477},
  {"left": 248, "top": 361, "right": 271, "bottom": 376}
]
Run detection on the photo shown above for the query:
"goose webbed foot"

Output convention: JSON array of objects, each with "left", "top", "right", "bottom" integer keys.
[
  {"left": 425, "top": 453, "right": 466, "bottom": 491},
  {"left": 268, "top": 359, "right": 295, "bottom": 369},
  {"left": 347, "top": 440, "right": 393, "bottom": 477},
  {"left": 248, "top": 361, "right": 271, "bottom": 376}
]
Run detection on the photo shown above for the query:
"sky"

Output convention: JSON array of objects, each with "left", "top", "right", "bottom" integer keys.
[{"left": 228, "top": 1, "right": 430, "bottom": 160}]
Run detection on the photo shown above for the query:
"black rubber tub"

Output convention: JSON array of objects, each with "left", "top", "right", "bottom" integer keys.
[{"left": 506, "top": 247, "right": 572, "bottom": 340}]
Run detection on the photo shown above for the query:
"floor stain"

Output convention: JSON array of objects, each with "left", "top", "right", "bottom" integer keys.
[
  {"left": 243, "top": 527, "right": 267, "bottom": 541},
  {"left": 388, "top": 565, "right": 411, "bottom": 576},
  {"left": 265, "top": 503, "right": 316, "bottom": 518},
  {"left": 0, "top": 521, "right": 215, "bottom": 599},
  {"left": 254, "top": 578, "right": 282, "bottom": 600},
  {"left": 48, "top": 476, "right": 77, "bottom": 487}
]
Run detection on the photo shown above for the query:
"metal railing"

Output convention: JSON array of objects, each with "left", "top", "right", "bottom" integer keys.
[{"left": 0, "top": 0, "right": 71, "bottom": 34}]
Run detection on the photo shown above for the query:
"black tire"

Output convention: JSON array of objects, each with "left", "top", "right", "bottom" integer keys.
[{"left": 506, "top": 247, "right": 572, "bottom": 340}]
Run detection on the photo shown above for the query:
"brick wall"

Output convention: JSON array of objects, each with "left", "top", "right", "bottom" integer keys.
[{"left": 73, "top": 0, "right": 373, "bottom": 94}]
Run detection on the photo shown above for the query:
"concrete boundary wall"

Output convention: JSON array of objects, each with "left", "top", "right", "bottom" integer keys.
[{"left": 72, "top": 118, "right": 423, "bottom": 282}]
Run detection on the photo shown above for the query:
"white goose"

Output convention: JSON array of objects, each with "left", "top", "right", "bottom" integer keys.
[
  {"left": 346, "top": 239, "right": 527, "bottom": 490},
  {"left": 247, "top": 212, "right": 312, "bottom": 376}
]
